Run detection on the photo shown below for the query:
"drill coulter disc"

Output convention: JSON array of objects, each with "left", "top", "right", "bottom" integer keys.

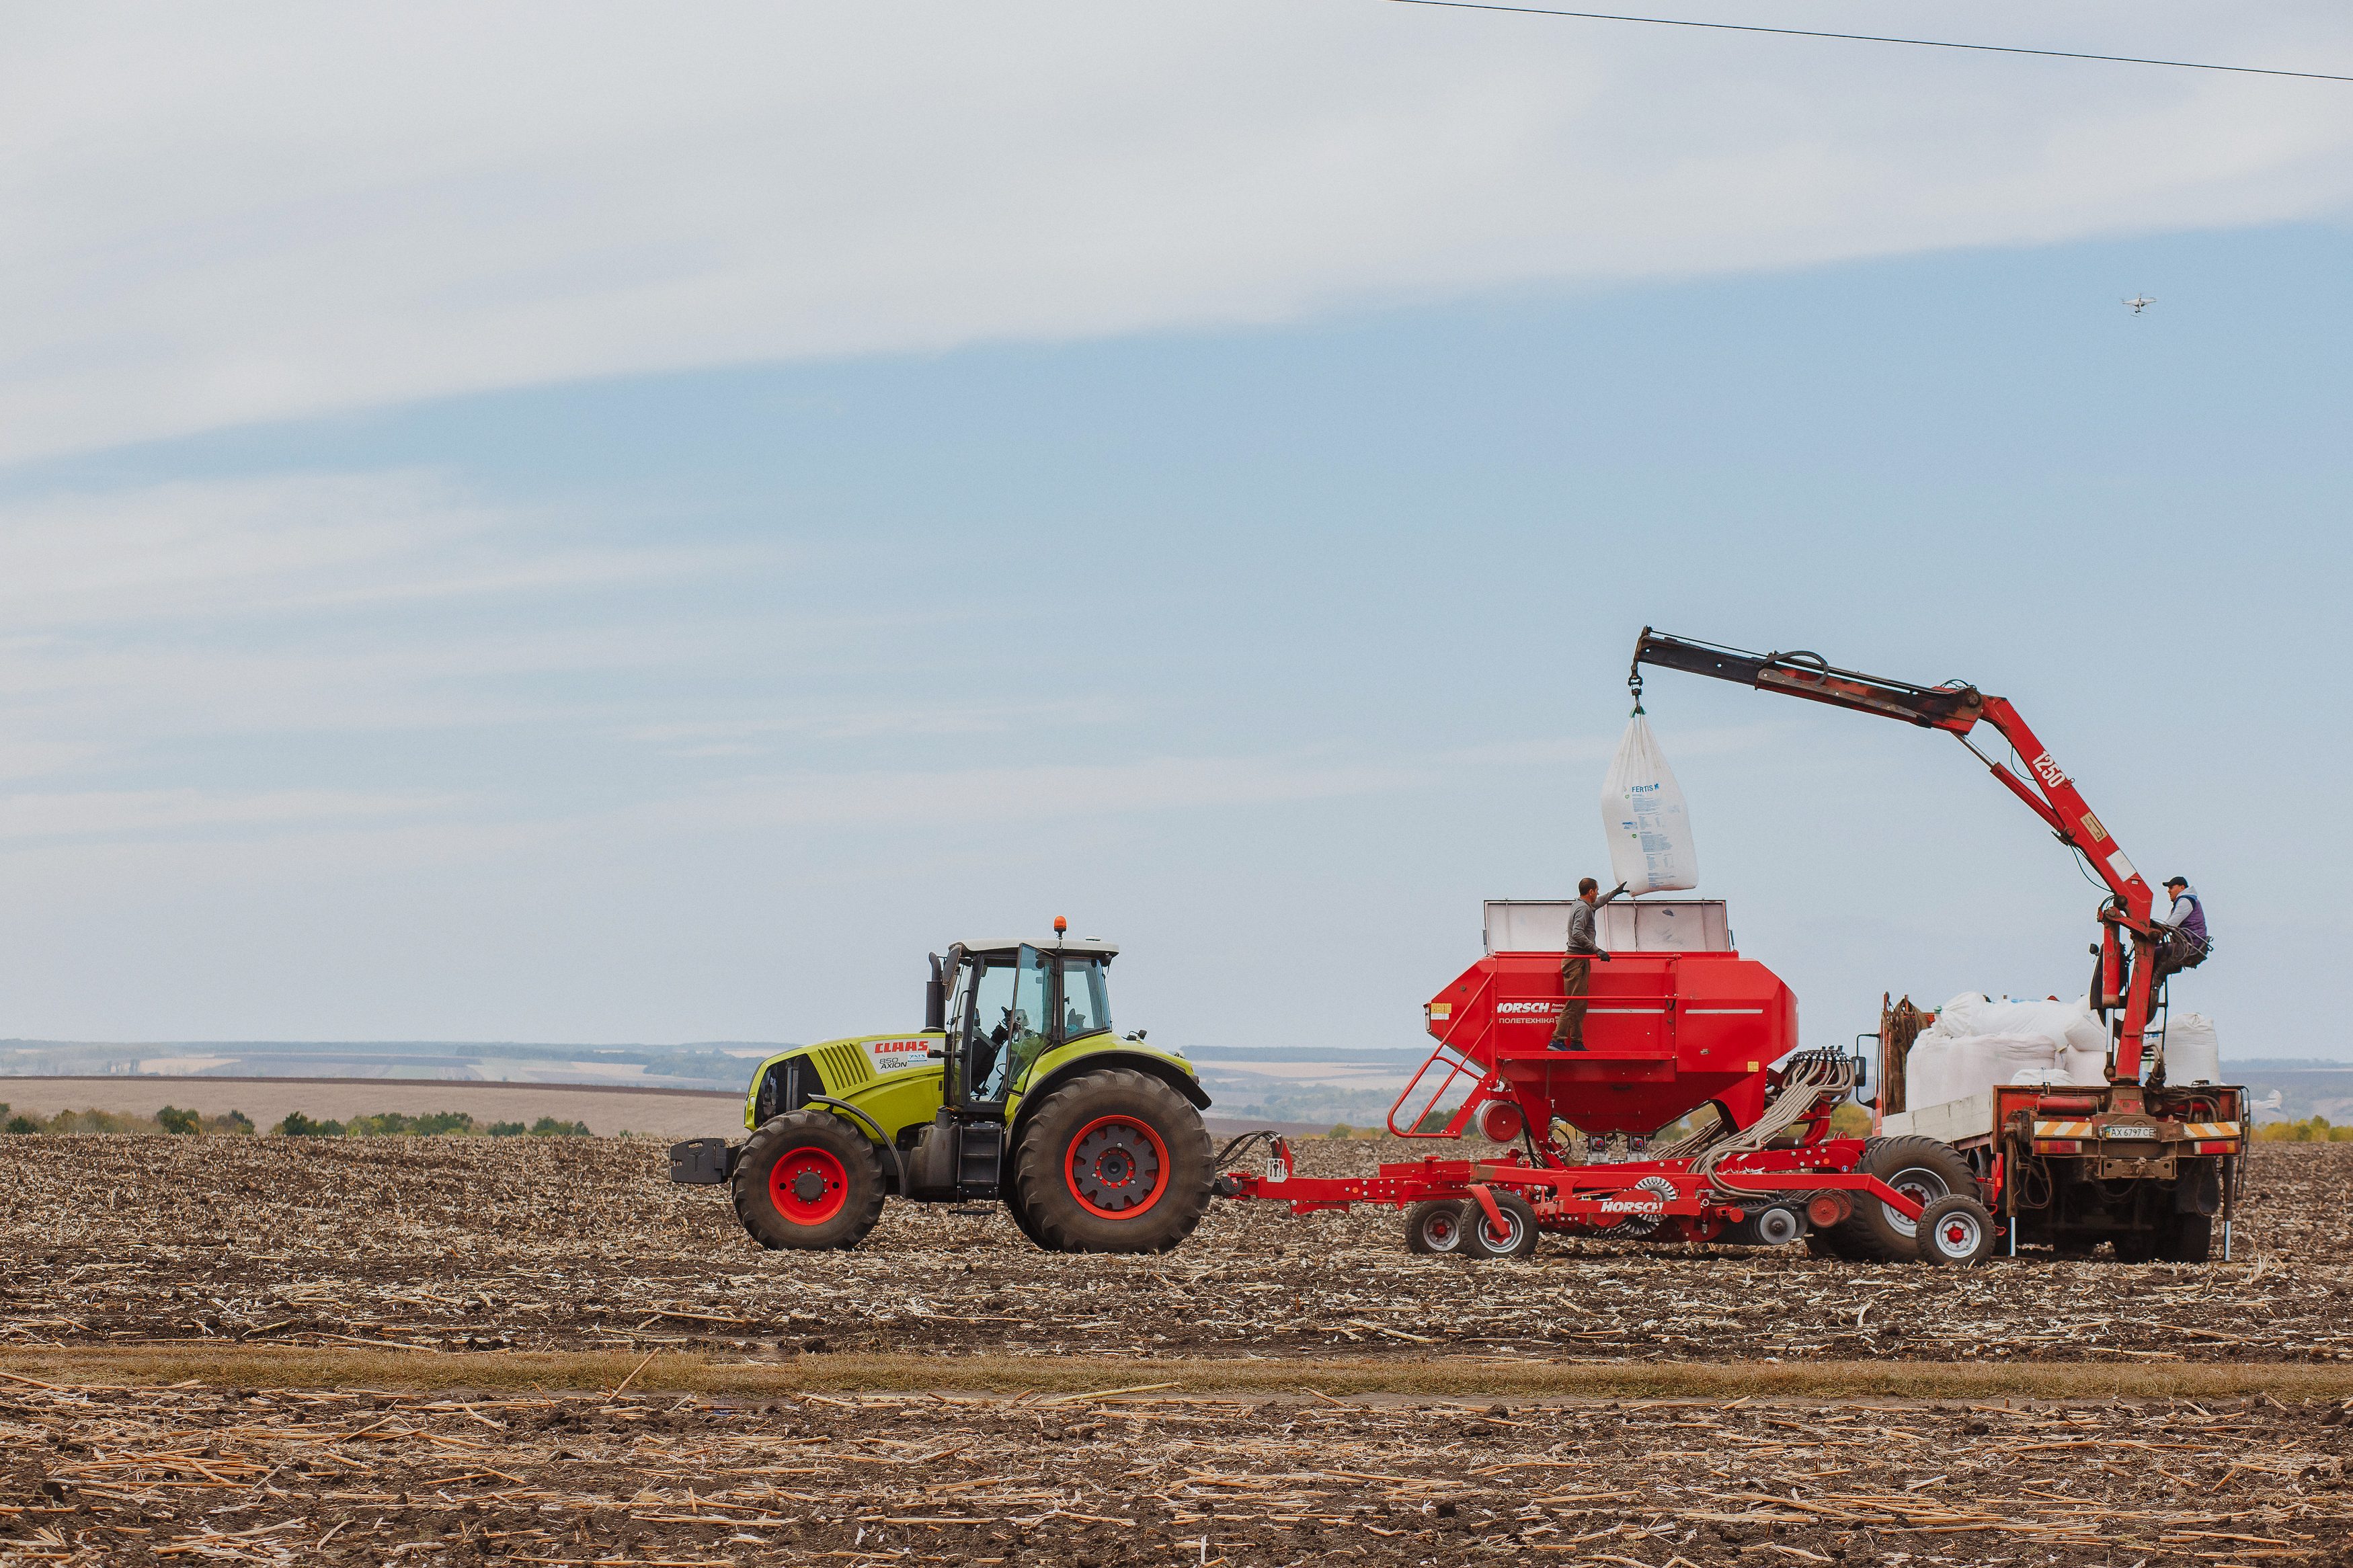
[{"left": 1607, "top": 1175, "right": 1681, "bottom": 1239}]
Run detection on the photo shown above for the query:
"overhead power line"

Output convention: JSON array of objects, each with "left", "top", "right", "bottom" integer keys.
[{"left": 1378, "top": 0, "right": 2353, "bottom": 85}]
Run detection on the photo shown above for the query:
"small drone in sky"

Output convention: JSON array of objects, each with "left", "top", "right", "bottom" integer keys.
[{"left": 2123, "top": 294, "right": 2157, "bottom": 314}]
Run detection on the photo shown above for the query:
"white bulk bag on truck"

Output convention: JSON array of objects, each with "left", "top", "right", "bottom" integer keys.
[
  {"left": 2063, "top": 1047, "right": 2110, "bottom": 1085},
  {"left": 1601, "top": 714, "right": 1699, "bottom": 894},
  {"left": 2160, "top": 1014, "right": 2221, "bottom": 1084},
  {"left": 1903, "top": 1028, "right": 1955, "bottom": 1108},
  {"left": 1946, "top": 1032, "right": 2064, "bottom": 1102}
]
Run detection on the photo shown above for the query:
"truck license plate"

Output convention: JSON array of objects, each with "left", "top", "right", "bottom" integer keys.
[{"left": 2104, "top": 1124, "right": 2157, "bottom": 1139}]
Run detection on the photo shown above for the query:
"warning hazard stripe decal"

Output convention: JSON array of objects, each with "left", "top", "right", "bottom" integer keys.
[{"left": 2031, "top": 1119, "right": 2240, "bottom": 1140}]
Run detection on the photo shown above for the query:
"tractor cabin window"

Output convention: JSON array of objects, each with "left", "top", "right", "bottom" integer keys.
[
  {"left": 964, "top": 956, "right": 1023, "bottom": 1104},
  {"left": 1059, "top": 958, "right": 1111, "bottom": 1044}
]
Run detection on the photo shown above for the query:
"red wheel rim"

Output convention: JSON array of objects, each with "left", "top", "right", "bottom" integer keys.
[
  {"left": 770, "top": 1146, "right": 849, "bottom": 1226},
  {"left": 1065, "top": 1114, "right": 1169, "bottom": 1220}
]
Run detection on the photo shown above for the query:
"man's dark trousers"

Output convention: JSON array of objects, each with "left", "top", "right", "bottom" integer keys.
[{"left": 1550, "top": 955, "right": 1592, "bottom": 1047}]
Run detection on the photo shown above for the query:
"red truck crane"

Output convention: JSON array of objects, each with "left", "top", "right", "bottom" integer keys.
[
  {"left": 1625, "top": 628, "right": 2239, "bottom": 1260},
  {"left": 1213, "top": 629, "right": 2240, "bottom": 1265}
]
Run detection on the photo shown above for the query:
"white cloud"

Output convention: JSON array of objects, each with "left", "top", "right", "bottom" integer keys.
[
  {"left": 1, "top": 1, "right": 2348, "bottom": 462},
  {"left": 0, "top": 786, "right": 450, "bottom": 842},
  {"left": 0, "top": 470, "right": 746, "bottom": 628}
]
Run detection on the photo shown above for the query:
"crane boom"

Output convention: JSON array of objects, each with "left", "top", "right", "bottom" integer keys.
[{"left": 1629, "top": 628, "right": 2163, "bottom": 1081}]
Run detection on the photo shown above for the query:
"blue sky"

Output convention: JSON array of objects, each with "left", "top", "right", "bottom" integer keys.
[{"left": 1, "top": 5, "right": 2348, "bottom": 1062}]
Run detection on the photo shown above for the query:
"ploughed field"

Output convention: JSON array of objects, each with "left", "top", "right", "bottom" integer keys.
[
  {"left": 9, "top": 1138, "right": 2353, "bottom": 1566},
  {"left": 9, "top": 1380, "right": 2353, "bottom": 1567},
  {"left": 1, "top": 1137, "right": 2349, "bottom": 1364}
]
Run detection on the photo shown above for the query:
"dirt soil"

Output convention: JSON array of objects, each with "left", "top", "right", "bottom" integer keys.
[
  {"left": 8, "top": 1380, "right": 2353, "bottom": 1567},
  {"left": 2, "top": 1137, "right": 2348, "bottom": 1365},
  {"left": 5, "top": 1135, "right": 2353, "bottom": 1565}
]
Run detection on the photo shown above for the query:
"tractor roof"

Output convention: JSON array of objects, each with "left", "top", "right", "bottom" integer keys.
[{"left": 957, "top": 938, "right": 1119, "bottom": 961}]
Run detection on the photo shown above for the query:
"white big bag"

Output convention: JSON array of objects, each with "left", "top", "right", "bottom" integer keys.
[{"left": 1601, "top": 714, "right": 1699, "bottom": 894}]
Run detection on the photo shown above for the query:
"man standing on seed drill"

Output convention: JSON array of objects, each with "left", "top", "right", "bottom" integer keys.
[{"left": 1550, "top": 876, "right": 1629, "bottom": 1052}]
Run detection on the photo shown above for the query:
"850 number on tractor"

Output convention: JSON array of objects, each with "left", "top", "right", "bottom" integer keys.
[{"left": 668, "top": 927, "right": 1215, "bottom": 1253}]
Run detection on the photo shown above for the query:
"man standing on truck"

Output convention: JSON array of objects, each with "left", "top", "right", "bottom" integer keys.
[
  {"left": 2153, "top": 875, "right": 2211, "bottom": 985},
  {"left": 1550, "top": 877, "right": 1629, "bottom": 1052}
]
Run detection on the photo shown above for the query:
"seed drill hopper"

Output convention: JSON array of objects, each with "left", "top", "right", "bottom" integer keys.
[{"left": 1216, "top": 897, "right": 1989, "bottom": 1262}]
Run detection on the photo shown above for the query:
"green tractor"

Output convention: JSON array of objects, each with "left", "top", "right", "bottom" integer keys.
[{"left": 669, "top": 925, "right": 1215, "bottom": 1253}]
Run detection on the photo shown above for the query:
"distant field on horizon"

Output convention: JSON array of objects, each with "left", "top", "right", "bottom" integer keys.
[{"left": 0, "top": 1075, "right": 746, "bottom": 1141}]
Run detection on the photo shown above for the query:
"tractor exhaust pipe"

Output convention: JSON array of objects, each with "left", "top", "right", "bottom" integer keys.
[{"left": 924, "top": 953, "right": 947, "bottom": 1033}]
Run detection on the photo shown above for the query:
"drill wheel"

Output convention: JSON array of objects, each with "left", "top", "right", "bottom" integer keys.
[
  {"left": 1459, "top": 1191, "right": 1542, "bottom": 1262},
  {"left": 1404, "top": 1200, "right": 1466, "bottom": 1255}
]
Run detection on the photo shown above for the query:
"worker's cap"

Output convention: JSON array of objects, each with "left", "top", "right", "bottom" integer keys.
[{"left": 2163, "top": 876, "right": 2188, "bottom": 889}]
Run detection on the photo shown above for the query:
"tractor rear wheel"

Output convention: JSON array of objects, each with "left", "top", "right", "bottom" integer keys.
[
  {"left": 1012, "top": 1069, "right": 1213, "bottom": 1253},
  {"left": 1832, "top": 1136, "right": 1976, "bottom": 1262},
  {"left": 1006, "top": 1189, "right": 1066, "bottom": 1252},
  {"left": 1404, "top": 1200, "right": 1466, "bottom": 1255},
  {"left": 732, "top": 1110, "right": 885, "bottom": 1251}
]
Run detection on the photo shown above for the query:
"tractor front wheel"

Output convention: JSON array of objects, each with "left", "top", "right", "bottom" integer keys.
[
  {"left": 1012, "top": 1069, "right": 1212, "bottom": 1253},
  {"left": 732, "top": 1110, "right": 885, "bottom": 1251}
]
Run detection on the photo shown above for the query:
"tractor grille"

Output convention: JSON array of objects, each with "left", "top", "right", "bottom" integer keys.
[{"left": 811, "top": 1042, "right": 873, "bottom": 1092}]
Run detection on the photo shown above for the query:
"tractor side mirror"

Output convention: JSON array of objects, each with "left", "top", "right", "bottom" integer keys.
[{"left": 924, "top": 953, "right": 947, "bottom": 1034}]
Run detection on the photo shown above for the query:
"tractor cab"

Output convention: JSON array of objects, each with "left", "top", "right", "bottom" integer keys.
[{"left": 931, "top": 936, "right": 1120, "bottom": 1112}]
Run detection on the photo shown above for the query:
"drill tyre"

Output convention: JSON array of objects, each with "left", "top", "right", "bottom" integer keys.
[
  {"left": 1915, "top": 1195, "right": 1997, "bottom": 1268},
  {"left": 1459, "top": 1190, "right": 1542, "bottom": 1261},
  {"left": 1404, "top": 1200, "right": 1466, "bottom": 1255},
  {"left": 732, "top": 1110, "right": 885, "bottom": 1251},
  {"left": 1013, "top": 1069, "right": 1213, "bottom": 1254},
  {"left": 2157, "top": 1212, "right": 2213, "bottom": 1264},
  {"left": 1833, "top": 1136, "right": 1975, "bottom": 1263}
]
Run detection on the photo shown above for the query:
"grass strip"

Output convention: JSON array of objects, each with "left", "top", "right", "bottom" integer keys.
[{"left": 6, "top": 1348, "right": 2353, "bottom": 1401}]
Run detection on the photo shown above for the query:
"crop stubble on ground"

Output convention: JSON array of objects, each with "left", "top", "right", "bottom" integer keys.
[{"left": 6, "top": 1137, "right": 2353, "bottom": 1565}]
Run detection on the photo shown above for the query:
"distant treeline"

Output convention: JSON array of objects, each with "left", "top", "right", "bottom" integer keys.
[
  {"left": 0, "top": 1103, "right": 596, "bottom": 1138},
  {"left": 276, "top": 1110, "right": 592, "bottom": 1138},
  {"left": 2, "top": 1105, "right": 257, "bottom": 1137}
]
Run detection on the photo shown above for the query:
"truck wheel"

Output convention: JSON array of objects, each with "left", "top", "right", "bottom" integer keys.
[
  {"left": 2112, "top": 1229, "right": 2159, "bottom": 1264},
  {"left": 731, "top": 1110, "right": 885, "bottom": 1251},
  {"left": 1834, "top": 1136, "right": 1975, "bottom": 1262},
  {"left": 1013, "top": 1069, "right": 1212, "bottom": 1253},
  {"left": 2158, "top": 1212, "right": 2213, "bottom": 1264},
  {"left": 1405, "top": 1200, "right": 1466, "bottom": 1255},
  {"left": 1915, "top": 1196, "right": 1996, "bottom": 1267},
  {"left": 1459, "top": 1190, "right": 1541, "bottom": 1261}
]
